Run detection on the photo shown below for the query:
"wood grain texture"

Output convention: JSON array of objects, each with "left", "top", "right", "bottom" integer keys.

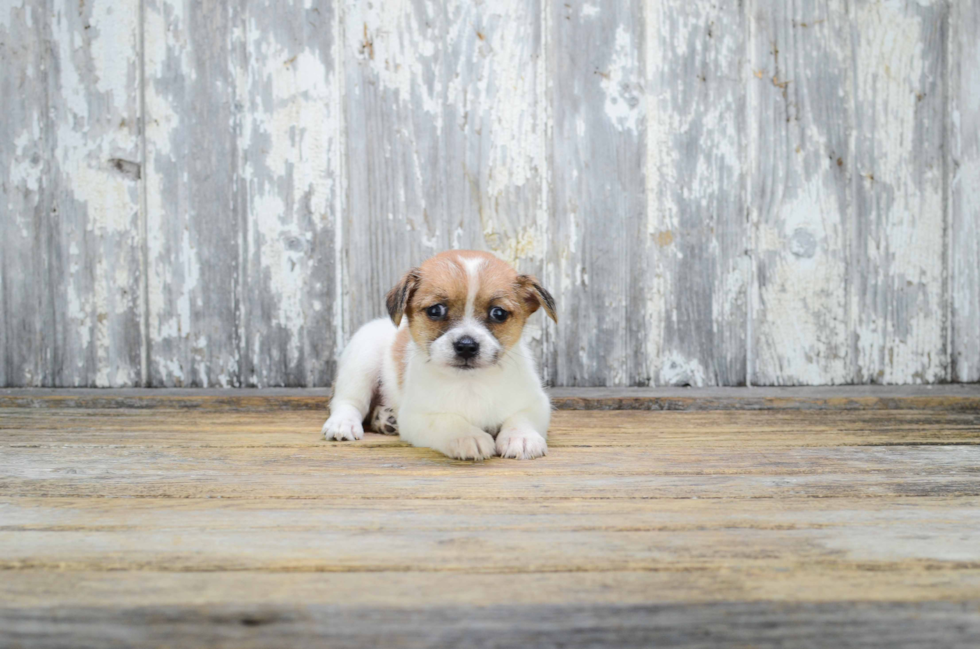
[
  {"left": 549, "top": 0, "right": 645, "bottom": 387},
  {"left": 2, "top": 600, "right": 978, "bottom": 649},
  {"left": 342, "top": 0, "right": 550, "bottom": 363},
  {"left": 4, "top": 496, "right": 980, "bottom": 572},
  {"left": 1, "top": 0, "right": 143, "bottom": 387},
  {"left": 750, "top": 0, "right": 952, "bottom": 386},
  {"left": 950, "top": 0, "right": 980, "bottom": 382},
  {"left": 849, "top": 0, "right": 947, "bottom": 384},
  {"left": 1, "top": 1, "right": 48, "bottom": 387},
  {"left": 239, "top": 0, "right": 341, "bottom": 386},
  {"left": 647, "top": 0, "right": 747, "bottom": 387},
  {"left": 2, "top": 409, "right": 979, "bottom": 503},
  {"left": 2, "top": 1, "right": 978, "bottom": 388},
  {"left": 4, "top": 407, "right": 980, "bottom": 447},
  {"left": 4, "top": 569, "right": 980, "bottom": 608},
  {"left": 2, "top": 405, "right": 980, "bottom": 646},
  {"left": 749, "top": 0, "right": 851, "bottom": 385},
  {"left": 3, "top": 445, "right": 978, "bottom": 500},
  {"left": 3, "top": 384, "right": 980, "bottom": 411},
  {"left": 143, "top": 0, "right": 243, "bottom": 387}
]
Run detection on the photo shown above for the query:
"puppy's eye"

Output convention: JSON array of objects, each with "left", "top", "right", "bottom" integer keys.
[
  {"left": 488, "top": 306, "right": 509, "bottom": 323},
  {"left": 425, "top": 304, "right": 447, "bottom": 320}
]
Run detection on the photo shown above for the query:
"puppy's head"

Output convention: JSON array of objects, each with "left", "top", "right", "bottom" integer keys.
[{"left": 386, "top": 251, "right": 556, "bottom": 371}]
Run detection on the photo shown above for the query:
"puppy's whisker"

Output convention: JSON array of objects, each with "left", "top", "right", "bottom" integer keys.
[{"left": 504, "top": 347, "right": 535, "bottom": 363}]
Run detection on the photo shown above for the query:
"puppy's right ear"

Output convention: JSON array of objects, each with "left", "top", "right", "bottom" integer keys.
[{"left": 386, "top": 268, "right": 421, "bottom": 327}]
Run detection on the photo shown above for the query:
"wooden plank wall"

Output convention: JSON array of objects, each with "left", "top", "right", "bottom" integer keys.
[
  {"left": 950, "top": 0, "right": 980, "bottom": 383},
  {"left": 1, "top": 0, "right": 976, "bottom": 388},
  {"left": 1, "top": 0, "right": 143, "bottom": 387}
]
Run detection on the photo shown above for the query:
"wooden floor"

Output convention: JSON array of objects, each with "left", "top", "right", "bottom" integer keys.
[{"left": 2, "top": 388, "right": 980, "bottom": 648}]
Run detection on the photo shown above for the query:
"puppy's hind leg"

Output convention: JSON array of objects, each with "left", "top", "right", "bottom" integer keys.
[
  {"left": 322, "top": 318, "right": 396, "bottom": 441},
  {"left": 370, "top": 404, "right": 399, "bottom": 435}
]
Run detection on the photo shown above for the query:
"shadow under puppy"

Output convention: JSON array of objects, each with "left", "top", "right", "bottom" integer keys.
[{"left": 322, "top": 250, "right": 556, "bottom": 460}]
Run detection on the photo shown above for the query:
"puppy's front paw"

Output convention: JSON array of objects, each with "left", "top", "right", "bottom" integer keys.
[
  {"left": 496, "top": 428, "right": 547, "bottom": 460},
  {"left": 444, "top": 431, "right": 496, "bottom": 461},
  {"left": 322, "top": 413, "right": 364, "bottom": 441}
]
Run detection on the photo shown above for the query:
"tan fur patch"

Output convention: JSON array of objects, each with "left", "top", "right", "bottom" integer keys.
[
  {"left": 401, "top": 250, "right": 551, "bottom": 354},
  {"left": 407, "top": 253, "right": 469, "bottom": 352},
  {"left": 392, "top": 326, "right": 412, "bottom": 388},
  {"left": 472, "top": 260, "right": 527, "bottom": 350}
]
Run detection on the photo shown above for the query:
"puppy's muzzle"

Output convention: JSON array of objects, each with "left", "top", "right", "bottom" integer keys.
[{"left": 453, "top": 336, "right": 480, "bottom": 360}]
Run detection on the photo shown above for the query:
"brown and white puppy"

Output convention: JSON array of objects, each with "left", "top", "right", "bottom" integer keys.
[{"left": 322, "top": 250, "right": 556, "bottom": 460}]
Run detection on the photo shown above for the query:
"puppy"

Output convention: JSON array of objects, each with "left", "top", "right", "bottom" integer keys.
[{"left": 322, "top": 250, "right": 557, "bottom": 460}]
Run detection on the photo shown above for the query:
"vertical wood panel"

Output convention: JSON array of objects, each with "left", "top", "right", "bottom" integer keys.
[
  {"left": 48, "top": 0, "right": 145, "bottom": 387},
  {"left": 144, "top": 0, "right": 243, "bottom": 386},
  {"left": 239, "top": 0, "right": 341, "bottom": 386},
  {"left": 1, "top": 0, "right": 143, "bottom": 387},
  {"left": 550, "top": 0, "right": 645, "bottom": 386},
  {"left": 647, "top": 0, "right": 747, "bottom": 386},
  {"left": 850, "top": 0, "right": 947, "bottom": 384},
  {"left": 343, "top": 0, "right": 449, "bottom": 333},
  {"left": 1, "top": 2, "right": 48, "bottom": 386},
  {"left": 950, "top": 0, "right": 980, "bottom": 382},
  {"left": 749, "top": 0, "right": 851, "bottom": 385},
  {"left": 343, "top": 0, "right": 548, "bottom": 354}
]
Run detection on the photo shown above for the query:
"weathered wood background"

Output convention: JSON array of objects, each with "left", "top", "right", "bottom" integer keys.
[{"left": 1, "top": 0, "right": 977, "bottom": 387}]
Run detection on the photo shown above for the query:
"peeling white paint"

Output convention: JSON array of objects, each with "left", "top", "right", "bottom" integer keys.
[
  {"left": 600, "top": 25, "right": 642, "bottom": 133},
  {"left": 645, "top": 0, "right": 747, "bottom": 386},
  {"left": 346, "top": 0, "right": 443, "bottom": 126},
  {"left": 851, "top": 0, "right": 945, "bottom": 383},
  {"left": 755, "top": 174, "right": 849, "bottom": 385},
  {"left": 474, "top": 0, "right": 548, "bottom": 266},
  {"left": 949, "top": 0, "right": 980, "bottom": 382},
  {"left": 2, "top": 0, "right": 976, "bottom": 388},
  {"left": 88, "top": 2, "right": 138, "bottom": 99},
  {"left": 142, "top": 0, "right": 187, "bottom": 378},
  {"left": 20, "top": 0, "right": 144, "bottom": 386},
  {"left": 658, "top": 352, "right": 707, "bottom": 387},
  {"left": 8, "top": 131, "right": 42, "bottom": 195},
  {"left": 246, "top": 33, "right": 336, "bottom": 372}
]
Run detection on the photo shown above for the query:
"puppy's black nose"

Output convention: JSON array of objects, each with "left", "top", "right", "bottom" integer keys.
[{"left": 453, "top": 336, "right": 480, "bottom": 360}]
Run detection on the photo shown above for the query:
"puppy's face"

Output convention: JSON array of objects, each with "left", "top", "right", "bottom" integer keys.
[{"left": 386, "top": 251, "right": 556, "bottom": 371}]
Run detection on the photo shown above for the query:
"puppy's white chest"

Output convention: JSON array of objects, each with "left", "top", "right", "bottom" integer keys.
[{"left": 403, "top": 362, "right": 524, "bottom": 429}]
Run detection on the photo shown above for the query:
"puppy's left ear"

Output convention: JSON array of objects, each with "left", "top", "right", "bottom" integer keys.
[
  {"left": 386, "top": 268, "right": 421, "bottom": 327},
  {"left": 517, "top": 275, "right": 557, "bottom": 323}
]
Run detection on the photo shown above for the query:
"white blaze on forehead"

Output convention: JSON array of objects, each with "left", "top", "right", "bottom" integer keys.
[{"left": 461, "top": 256, "right": 486, "bottom": 318}]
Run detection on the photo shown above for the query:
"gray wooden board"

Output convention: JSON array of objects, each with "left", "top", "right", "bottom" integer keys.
[
  {"left": 143, "top": 0, "right": 244, "bottom": 387},
  {"left": 2, "top": 444, "right": 979, "bottom": 501},
  {"left": 950, "top": 0, "right": 980, "bottom": 383},
  {"left": 647, "top": 0, "right": 747, "bottom": 387},
  {"left": 748, "top": 0, "right": 851, "bottom": 385},
  {"left": 1, "top": 384, "right": 979, "bottom": 410},
  {"left": 1, "top": 1, "right": 48, "bottom": 387},
  {"left": 342, "top": 0, "right": 550, "bottom": 365},
  {"left": 849, "top": 0, "right": 947, "bottom": 384},
  {"left": 4, "top": 495, "right": 980, "bottom": 572},
  {"left": 550, "top": 0, "right": 646, "bottom": 387},
  {"left": 0, "top": 0, "right": 143, "bottom": 387},
  {"left": 2, "top": 602, "right": 979, "bottom": 649},
  {"left": 239, "top": 0, "right": 341, "bottom": 387}
]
